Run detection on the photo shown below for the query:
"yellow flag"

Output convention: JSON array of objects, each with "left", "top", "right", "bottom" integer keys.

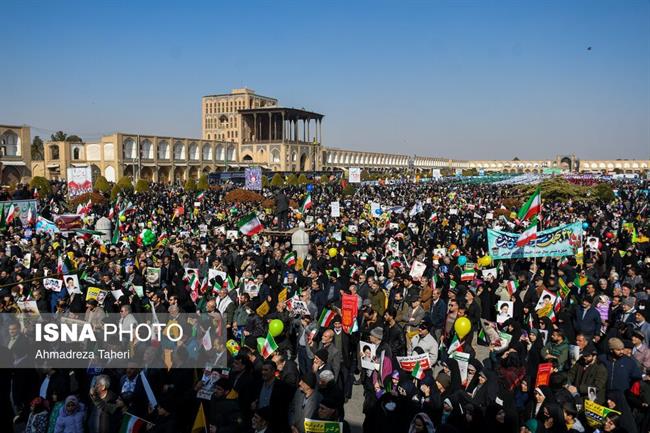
[
  {"left": 278, "top": 288, "right": 288, "bottom": 304},
  {"left": 256, "top": 301, "right": 270, "bottom": 317},
  {"left": 191, "top": 403, "right": 207, "bottom": 433}
]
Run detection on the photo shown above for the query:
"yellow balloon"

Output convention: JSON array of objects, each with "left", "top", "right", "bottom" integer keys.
[
  {"left": 454, "top": 317, "right": 471, "bottom": 339},
  {"left": 510, "top": 212, "right": 517, "bottom": 219},
  {"left": 119, "top": 214, "right": 126, "bottom": 222},
  {"left": 328, "top": 247, "right": 338, "bottom": 258},
  {"left": 478, "top": 255, "right": 492, "bottom": 268},
  {"left": 226, "top": 339, "right": 240, "bottom": 355}
]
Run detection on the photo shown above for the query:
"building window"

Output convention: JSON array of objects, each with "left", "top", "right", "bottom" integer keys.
[
  {"left": 50, "top": 145, "right": 60, "bottom": 160},
  {"left": 73, "top": 148, "right": 80, "bottom": 160}
]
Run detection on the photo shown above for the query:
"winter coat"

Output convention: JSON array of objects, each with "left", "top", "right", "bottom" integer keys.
[
  {"left": 567, "top": 359, "right": 608, "bottom": 404},
  {"left": 54, "top": 401, "right": 86, "bottom": 433}
]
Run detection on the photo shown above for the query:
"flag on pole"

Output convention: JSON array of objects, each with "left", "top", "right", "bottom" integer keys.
[
  {"left": 318, "top": 308, "right": 336, "bottom": 327},
  {"left": 447, "top": 334, "right": 463, "bottom": 354},
  {"left": 5, "top": 204, "right": 16, "bottom": 225},
  {"left": 460, "top": 270, "right": 475, "bottom": 282},
  {"left": 0, "top": 204, "right": 5, "bottom": 230},
  {"left": 517, "top": 187, "right": 541, "bottom": 222},
  {"left": 202, "top": 327, "right": 212, "bottom": 350},
  {"left": 516, "top": 218, "right": 538, "bottom": 247},
  {"left": 283, "top": 251, "right": 297, "bottom": 266},
  {"left": 477, "top": 327, "right": 489, "bottom": 346},
  {"left": 429, "top": 212, "right": 438, "bottom": 222},
  {"left": 506, "top": 280, "right": 518, "bottom": 296},
  {"left": 139, "top": 371, "right": 158, "bottom": 408},
  {"left": 260, "top": 331, "right": 278, "bottom": 359},
  {"left": 118, "top": 413, "right": 148, "bottom": 433},
  {"left": 411, "top": 360, "right": 426, "bottom": 380},
  {"left": 300, "top": 193, "right": 312, "bottom": 213},
  {"left": 191, "top": 403, "right": 207, "bottom": 433},
  {"left": 237, "top": 213, "right": 264, "bottom": 236},
  {"left": 221, "top": 275, "right": 235, "bottom": 291},
  {"left": 558, "top": 278, "right": 570, "bottom": 298},
  {"left": 196, "top": 191, "right": 206, "bottom": 201}
]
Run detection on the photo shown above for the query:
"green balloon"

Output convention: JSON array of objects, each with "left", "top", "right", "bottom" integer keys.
[{"left": 269, "top": 319, "right": 284, "bottom": 337}]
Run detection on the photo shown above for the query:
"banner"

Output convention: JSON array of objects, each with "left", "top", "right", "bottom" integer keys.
[
  {"left": 341, "top": 293, "right": 358, "bottom": 330},
  {"left": 330, "top": 201, "right": 340, "bottom": 217},
  {"left": 584, "top": 400, "right": 621, "bottom": 429},
  {"left": 349, "top": 167, "right": 361, "bottom": 183},
  {"left": 0, "top": 199, "right": 38, "bottom": 226},
  {"left": 487, "top": 222, "right": 583, "bottom": 259},
  {"left": 396, "top": 354, "right": 431, "bottom": 372},
  {"left": 244, "top": 167, "right": 262, "bottom": 191},
  {"left": 67, "top": 166, "right": 93, "bottom": 198},
  {"left": 304, "top": 419, "right": 342, "bottom": 433}
]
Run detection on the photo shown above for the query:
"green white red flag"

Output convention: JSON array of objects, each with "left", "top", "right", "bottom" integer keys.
[
  {"left": 516, "top": 218, "right": 538, "bottom": 247},
  {"left": 517, "top": 187, "right": 541, "bottom": 222},
  {"left": 283, "top": 251, "right": 297, "bottom": 266},
  {"left": 318, "top": 308, "right": 336, "bottom": 327},
  {"left": 260, "top": 331, "right": 278, "bottom": 359},
  {"left": 412, "top": 361, "right": 426, "bottom": 380},
  {"left": 237, "top": 213, "right": 263, "bottom": 236}
]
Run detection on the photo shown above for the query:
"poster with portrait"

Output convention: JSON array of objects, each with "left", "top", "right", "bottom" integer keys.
[
  {"left": 496, "top": 301, "right": 513, "bottom": 324},
  {"left": 63, "top": 275, "right": 82, "bottom": 294},
  {"left": 17, "top": 300, "right": 41, "bottom": 318},
  {"left": 330, "top": 201, "right": 340, "bottom": 217},
  {"left": 535, "top": 289, "right": 557, "bottom": 318},
  {"left": 586, "top": 237, "right": 599, "bottom": 251},
  {"left": 359, "top": 341, "right": 379, "bottom": 371},
  {"left": 245, "top": 167, "right": 262, "bottom": 191},
  {"left": 349, "top": 167, "right": 361, "bottom": 183},
  {"left": 145, "top": 267, "right": 161, "bottom": 287},
  {"left": 44, "top": 278, "right": 63, "bottom": 292}
]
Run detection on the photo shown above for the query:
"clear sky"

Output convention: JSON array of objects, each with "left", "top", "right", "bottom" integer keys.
[{"left": 1, "top": 0, "right": 648, "bottom": 160}]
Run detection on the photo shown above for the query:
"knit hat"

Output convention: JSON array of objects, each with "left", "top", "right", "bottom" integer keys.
[
  {"left": 608, "top": 337, "right": 624, "bottom": 350},
  {"left": 315, "top": 349, "right": 329, "bottom": 363},
  {"left": 370, "top": 327, "right": 384, "bottom": 340},
  {"left": 623, "top": 297, "right": 636, "bottom": 308}
]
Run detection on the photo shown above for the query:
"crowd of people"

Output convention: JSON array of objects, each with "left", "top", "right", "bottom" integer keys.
[{"left": 0, "top": 174, "right": 649, "bottom": 433}]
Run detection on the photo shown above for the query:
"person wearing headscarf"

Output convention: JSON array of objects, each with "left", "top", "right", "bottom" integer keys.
[
  {"left": 53, "top": 395, "right": 86, "bottom": 433},
  {"left": 408, "top": 412, "right": 436, "bottom": 433},
  {"left": 25, "top": 397, "right": 49, "bottom": 433}
]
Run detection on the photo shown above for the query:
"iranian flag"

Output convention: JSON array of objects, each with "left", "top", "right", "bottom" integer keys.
[
  {"left": 188, "top": 274, "right": 200, "bottom": 294},
  {"left": 517, "top": 187, "right": 541, "bottom": 222},
  {"left": 300, "top": 193, "right": 313, "bottom": 213},
  {"left": 411, "top": 361, "right": 426, "bottom": 380},
  {"left": 447, "top": 334, "right": 464, "bottom": 354},
  {"left": 5, "top": 204, "right": 16, "bottom": 225},
  {"left": 506, "top": 280, "right": 518, "bottom": 296},
  {"left": 387, "top": 256, "right": 401, "bottom": 268},
  {"left": 202, "top": 327, "right": 212, "bottom": 350},
  {"left": 237, "top": 213, "right": 263, "bottom": 236},
  {"left": 516, "top": 218, "right": 538, "bottom": 247},
  {"left": 119, "top": 413, "right": 147, "bottom": 433},
  {"left": 197, "top": 191, "right": 206, "bottom": 201},
  {"left": 221, "top": 275, "right": 236, "bottom": 291},
  {"left": 26, "top": 206, "right": 35, "bottom": 226},
  {"left": 318, "top": 308, "right": 336, "bottom": 327},
  {"left": 429, "top": 212, "right": 438, "bottom": 222},
  {"left": 260, "top": 331, "right": 278, "bottom": 359},
  {"left": 283, "top": 251, "right": 297, "bottom": 266},
  {"left": 460, "top": 269, "right": 475, "bottom": 282}
]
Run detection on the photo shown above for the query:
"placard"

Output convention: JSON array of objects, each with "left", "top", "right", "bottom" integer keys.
[
  {"left": 359, "top": 341, "right": 379, "bottom": 371},
  {"left": 63, "top": 275, "right": 81, "bottom": 294},
  {"left": 536, "top": 362, "right": 553, "bottom": 387},
  {"left": 67, "top": 166, "right": 93, "bottom": 198},
  {"left": 496, "top": 301, "right": 513, "bottom": 324},
  {"left": 341, "top": 293, "right": 358, "bottom": 331},
  {"left": 409, "top": 261, "right": 426, "bottom": 279},
  {"left": 487, "top": 222, "right": 583, "bottom": 259},
  {"left": 348, "top": 167, "right": 361, "bottom": 183},
  {"left": 396, "top": 354, "right": 431, "bottom": 372},
  {"left": 145, "top": 268, "right": 161, "bottom": 287},
  {"left": 330, "top": 201, "right": 340, "bottom": 217},
  {"left": 304, "top": 419, "right": 343, "bottom": 433},
  {"left": 44, "top": 278, "right": 63, "bottom": 292}
]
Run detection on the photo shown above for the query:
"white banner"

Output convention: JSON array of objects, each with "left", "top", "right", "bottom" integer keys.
[{"left": 349, "top": 167, "right": 361, "bottom": 183}]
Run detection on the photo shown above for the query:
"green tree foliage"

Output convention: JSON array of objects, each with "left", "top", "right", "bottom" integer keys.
[
  {"left": 66, "top": 135, "right": 83, "bottom": 143},
  {"left": 184, "top": 178, "right": 197, "bottom": 192},
  {"left": 135, "top": 179, "right": 150, "bottom": 193},
  {"left": 298, "top": 174, "right": 309, "bottom": 185},
  {"left": 593, "top": 183, "right": 615, "bottom": 202},
  {"left": 271, "top": 173, "right": 284, "bottom": 187},
  {"left": 286, "top": 174, "right": 299, "bottom": 186},
  {"left": 30, "top": 176, "right": 52, "bottom": 196},
  {"left": 111, "top": 176, "right": 134, "bottom": 200},
  {"left": 342, "top": 184, "right": 356, "bottom": 196},
  {"left": 261, "top": 176, "right": 269, "bottom": 188},
  {"left": 197, "top": 175, "right": 209, "bottom": 191},
  {"left": 94, "top": 175, "right": 111, "bottom": 193},
  {"left": 31, "top": 136, "right": 44, "bottom": 160},
  {"left": 50, "top": 131, "right": 67, "bottom": 141},
  {"left": 462, "top": 168, "right": 478, "bottom": 176}
]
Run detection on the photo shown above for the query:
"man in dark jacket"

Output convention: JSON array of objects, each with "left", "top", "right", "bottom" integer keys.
[
  {"left": 599, "top": 337, "right": 642, "bottom": 394},
  {"left": 275, "top": 191, "right": 289, "bottom": 230},
  {"left": 383, "top": 307, "right": 406, "bottom": 359},
  {"left": 566, "top": 344, "right": 608, "bottom": 404},
  {"left": 574, "top": 295, "right": 602, "bottom": 339},
  {"left": 428, "top": 288, "right": 447, "bottom": 339}
]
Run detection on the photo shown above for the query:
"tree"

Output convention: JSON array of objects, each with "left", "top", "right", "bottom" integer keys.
[
  {"left": 184, "top": 178, "right": 197, "bottom": 192},
  {"left": 592, "top": 183, "right": 615, "bottom": 202},
  {"left": 513, "top": 157, "right": 520, "bottom": 161},
  {"left": 94, "top": 175, "right": 111, "bottom": 193},
  {"left": 297, "top": 174, "right": 309, "bottom": 185},
  {"left": 319, "top": 175, "right": 329, "bottom": 184},
  {"left": 261, "top": 176, "right": 269, "bottom": 188},
  {"left": 30, "top": 176, "right": 52, "bottom": 196},
  {"left": 197, "top": 175, "right": 209, "bottom": 191},
  {"left": 111, "top": 176, "right": 134, "bottom": 200},
  {"left": 286, "top": 174, "right": 299, "bottom": 186},
  {"left": 66, "top": 135, "right": 83, "bottom": 143},
  {"left": 135, "top": 179, "right": 150, "bottom": 193},
  {"left": 31, "top": 136, "right": 44, "bottom": 160},
  {"left": 50, "top": 131, "right": 67, "bottom": 141},
  {"left": 271, "top": 173, "right": 284, "bottom": 188},
  {"left": 342, "top": 184, "right": 356, "bottom": 196}
]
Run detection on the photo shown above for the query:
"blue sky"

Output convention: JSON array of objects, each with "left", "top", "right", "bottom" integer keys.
[{"left": 1, "top": 0, "right": 648, "bottom": 159}]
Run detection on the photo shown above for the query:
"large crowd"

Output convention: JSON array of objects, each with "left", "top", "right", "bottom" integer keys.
[{"left": 0, "top": 174, "right": 648, "bottom": 433}]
